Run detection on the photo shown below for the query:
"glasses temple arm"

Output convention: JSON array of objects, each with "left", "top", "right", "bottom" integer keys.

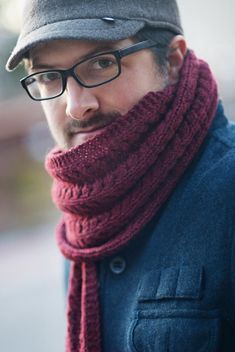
[{"left": 118, "top": 40, "right": 165, "bottom": 58}]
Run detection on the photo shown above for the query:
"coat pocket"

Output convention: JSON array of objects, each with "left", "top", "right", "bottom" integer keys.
[
  {"left": 129, "top": 309, "right": 220, "bottom": 352},
  {"left": 128, "top": 266, "right": 220, "bottom": 352}
]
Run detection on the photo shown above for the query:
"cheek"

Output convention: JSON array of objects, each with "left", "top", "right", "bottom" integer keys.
[
  {"left": 98, "top": 67, "right": 163, "bottom": 115},
  {"left": 97, "top": 79, "right": 146, "bottom": 115},
  {"left": 41, "top": 100, "right": 65, "bottom": 137}
]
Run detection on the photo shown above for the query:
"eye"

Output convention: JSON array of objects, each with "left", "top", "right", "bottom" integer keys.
[
  {"left": 25, "top": 76, "right": 36, "bottom": 86},
  {"left": 39, "top": 72, "right": 60, "bottom": 83},
  {"left": 90, "top": 56, "right": 117, "bottom": 70},
  {"left": 96, "top": 59, "right": 113, "bottom": 69}
]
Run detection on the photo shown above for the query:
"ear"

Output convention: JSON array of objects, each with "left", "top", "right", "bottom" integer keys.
[{"left": 167, "top": 35, "right": 187, "bottom": 84}]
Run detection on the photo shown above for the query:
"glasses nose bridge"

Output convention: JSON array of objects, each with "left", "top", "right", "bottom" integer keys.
[{"left": 62, "top": 65, "right": 83, "bottom": 89}]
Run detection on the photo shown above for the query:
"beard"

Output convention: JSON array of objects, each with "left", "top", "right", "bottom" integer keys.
[{"left": 61, "top": 111, "right": 121, "bottom": 149}]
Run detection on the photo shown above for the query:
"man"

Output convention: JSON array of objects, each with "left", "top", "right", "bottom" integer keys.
[{"left": 6, "top": 0, "right": 235, "bottom": 351}]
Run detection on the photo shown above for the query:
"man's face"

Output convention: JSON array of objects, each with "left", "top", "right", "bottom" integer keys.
[{"left": 29, "top": 38, "right": 167, "bottom": 149}]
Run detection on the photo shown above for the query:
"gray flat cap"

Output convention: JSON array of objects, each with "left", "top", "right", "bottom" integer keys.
[{"left": 6, "top": 0, "right": 183, "bottom": 71}]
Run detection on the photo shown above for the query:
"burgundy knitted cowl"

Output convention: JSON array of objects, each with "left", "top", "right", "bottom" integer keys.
[{"left": 45, "top": 51, "right": 218, "bottom": 352}]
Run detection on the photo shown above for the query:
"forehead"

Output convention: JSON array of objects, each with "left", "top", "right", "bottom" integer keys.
[{"left": 29, "top": 38, "right": 134, "bottom": 68}]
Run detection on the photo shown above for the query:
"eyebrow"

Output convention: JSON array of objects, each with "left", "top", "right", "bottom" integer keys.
[{"left": 30, "top": 42, "right": 122, "bottom": 70}]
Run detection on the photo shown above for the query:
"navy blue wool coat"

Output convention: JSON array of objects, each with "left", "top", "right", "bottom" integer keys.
[{"left": 65, "top": 102, "right": 235, "bottom": 351}]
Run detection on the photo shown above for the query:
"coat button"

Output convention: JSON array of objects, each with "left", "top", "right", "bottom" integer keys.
[{"left": 109, "top": 257, "right": 126, "bottom": 274}]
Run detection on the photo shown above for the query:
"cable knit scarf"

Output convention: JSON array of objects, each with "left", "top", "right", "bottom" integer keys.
[{"left": 45, "top": 51, "right": 218, "bottom": 352}]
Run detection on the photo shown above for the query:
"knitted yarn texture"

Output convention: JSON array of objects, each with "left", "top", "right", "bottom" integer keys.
[{"left": 45, "top": 51, "right": 218, "bottom": 352}]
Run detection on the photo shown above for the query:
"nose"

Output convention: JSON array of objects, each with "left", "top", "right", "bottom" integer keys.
[{"left": 65, "top": 77, "right": 99, "bottom": 120}]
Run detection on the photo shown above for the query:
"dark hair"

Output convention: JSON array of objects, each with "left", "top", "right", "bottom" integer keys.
[{"left": 135, "top": 27, "right": 177, "bottom": 76}]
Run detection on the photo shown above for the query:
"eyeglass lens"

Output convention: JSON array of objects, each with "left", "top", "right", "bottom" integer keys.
[{"left": 24, "top": 71, "right": 63, "bottom": 100}]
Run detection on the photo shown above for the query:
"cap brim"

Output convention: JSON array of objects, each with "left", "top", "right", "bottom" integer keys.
[{"left": 6, "top": 18, "right": 146, "bottom": 71}]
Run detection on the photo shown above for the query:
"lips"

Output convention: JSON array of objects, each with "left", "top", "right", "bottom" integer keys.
[
  {"left": 69, "top": 121, "right": 110, "bottom": 135},
  {"left": 69, "top": 125, "right": 109, "bottom": 147}
]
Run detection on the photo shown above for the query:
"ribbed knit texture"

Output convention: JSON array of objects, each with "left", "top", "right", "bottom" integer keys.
[{"left": 45, "top": 51, "right": 218, "bottom": 352}]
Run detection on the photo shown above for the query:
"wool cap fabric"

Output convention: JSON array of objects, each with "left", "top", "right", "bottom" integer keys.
[{"left": 6, "top": 0, "right": 183, "bottom": 71}]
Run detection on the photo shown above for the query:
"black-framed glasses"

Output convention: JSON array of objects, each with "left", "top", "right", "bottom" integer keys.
[{"left": 20, "top": 40, "right": 164, "bottom": 101}]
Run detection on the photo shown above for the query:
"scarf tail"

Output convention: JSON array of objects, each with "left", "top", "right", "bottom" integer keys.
[
  {"left": 80, "top": 262, "right": 102, "bottom": 352},
  {"left": 66, "top": 262, "right": 82, "bottom": 352}
]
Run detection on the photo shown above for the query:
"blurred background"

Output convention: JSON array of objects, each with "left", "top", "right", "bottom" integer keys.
[{"left": 0, "top": 0, "right": 234, "bottom": 351}]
